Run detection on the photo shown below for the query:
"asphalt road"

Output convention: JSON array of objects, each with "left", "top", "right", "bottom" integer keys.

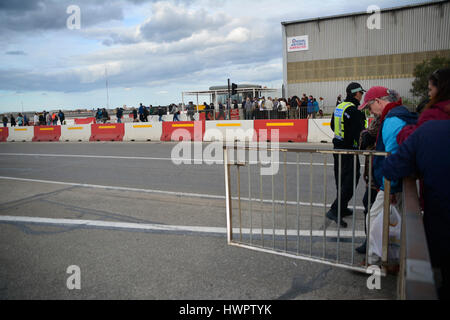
[{"left": 0, "top": 142, "right": 396, "bottom": 300}]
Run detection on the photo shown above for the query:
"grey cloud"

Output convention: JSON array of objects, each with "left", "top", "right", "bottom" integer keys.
[
  {"left": 97, "top": 3, "right": 229, "bottom": 46},
  {"left": 139, "top": 3, "right": 228, "bottom": 42},
  {"left": 0, "top": 0, "right": 41, "bottom": 11},
  {"left": 0, "top": 0, "right": 125, "bottom": 34},
  {"left": 5, "top": 50, "right": 27, "bottom": 55},
  {"left": 0, "top": 21, "right": 282, "bottom": 93}
]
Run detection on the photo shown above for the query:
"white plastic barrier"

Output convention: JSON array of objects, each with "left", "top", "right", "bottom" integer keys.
[
  {"left": 307, "top": 119, "right": 333, "bottom": 143},
  {"left": 123, "top": 123, "right": 163, "bottom": 142},
  {"left": 60, "top": 124, "right": 92, "bottom": 142},
  {"left": 7, "top": 127, "right": 34, "bottom": 142},
  {"left": 203, "top": 121, "right": 254, "bottom": 142}
]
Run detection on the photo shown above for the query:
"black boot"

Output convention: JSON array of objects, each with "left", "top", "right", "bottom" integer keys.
[
  {"left": 355, "top": 240, "right": 367, "bottom": 254},
  {"left": 342, "top": 208, "right": 353, "bottom": 217},
  {"left": 326, "top": 210, "right": 347, "bottom": 228}
]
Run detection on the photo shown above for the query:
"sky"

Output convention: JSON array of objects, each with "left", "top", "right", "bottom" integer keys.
[{"left": 0, "top": 0, "right": 430, "bottom": 113}]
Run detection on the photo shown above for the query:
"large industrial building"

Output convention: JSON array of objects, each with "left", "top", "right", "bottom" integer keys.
[{"left": 282, "top": 0, "right": 450, "bottom": 110}]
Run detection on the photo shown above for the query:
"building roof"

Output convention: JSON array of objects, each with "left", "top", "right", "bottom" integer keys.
[
  {"left": 281, "top": 0, "right": 446, "bottom": 26},
  {"left": 209, "top": 84, "right": 262, "bottom": 90}
]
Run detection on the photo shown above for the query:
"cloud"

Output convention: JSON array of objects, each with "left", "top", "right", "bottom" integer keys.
[
  {"left": 94, "top": 1, "right": 232, "bottom": 46},
  {"left": 0, "top": 0, "right": 125, "bottom": 35},
  {"left": 5, "top": 50, "right": 27, "bottom": 55},
  {"left": 2, "top": 0, "right": 423, "bottom": 104},
  {"left": 138, "top": 2, "right": 228, "bottom": 42}
]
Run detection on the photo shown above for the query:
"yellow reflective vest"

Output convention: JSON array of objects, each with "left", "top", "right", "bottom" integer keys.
[{"left": 333, "top": 101, "right": 355, "bottom": 140}]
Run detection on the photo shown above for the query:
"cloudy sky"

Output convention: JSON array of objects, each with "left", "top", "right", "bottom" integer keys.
[{"left": 0, "top": 0, "right": 427, "bottom": 112}]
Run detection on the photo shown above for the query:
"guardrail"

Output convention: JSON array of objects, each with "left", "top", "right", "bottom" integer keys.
[
  {"left": 397, "top": 177, "right": 438, "bottom": 300},
  {"left": 223, "top": 145, "right": 393, "bottom": 274}
]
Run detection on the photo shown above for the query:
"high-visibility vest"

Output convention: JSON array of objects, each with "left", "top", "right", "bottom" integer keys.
[{"left": 333, "top": 102, "right": 355, "bottom": 139}]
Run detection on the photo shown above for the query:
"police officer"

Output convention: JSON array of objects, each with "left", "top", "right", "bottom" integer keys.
[{"left": 327, "top": 83, "right": 367, "bottom": 228}]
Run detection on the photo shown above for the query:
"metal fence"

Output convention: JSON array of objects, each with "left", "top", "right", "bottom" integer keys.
[
  {"left": 224, "top": 145, "right": 394, "bottom": 274},
  {"left": 397, "top": 177, "right": 438, "bottom": 300},
  {"left": 201, "top": 109, "right": 312, "bottom": 120}
]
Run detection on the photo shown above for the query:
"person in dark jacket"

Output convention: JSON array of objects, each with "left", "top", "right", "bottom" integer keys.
[
  {"left": 138, "top": 103, "right": 145, "bottom": 122},
  {"left": 382, "top": 120, "right": 450, "bottom": 300},
  {"left": 10, "top": 115, "right": 16, "bottom": 127},
  {"left": 96, "top": 108, "right": 102, "bottom": 122},
  {"left": 39, "top": 113, "right": 45, "bottom": 126},
  {"left": 2, "top": 115, "right": 8, "bottom": 127},
  {"left": 158, "top": 106, "right": 165, "bottom": 122},
  {"left": 58, "top": 110, "right": 65, "bottom": 125},
  {"left": 132, "top": 108, "right": 138, "bottom": 122},
  {"left": 397, "top": 68, "right": 450, "bottom": 145},
  {"left": 116, "top": 107, "right": 124, "bottom": 123},
  {"left": 327, "top": 83, "right": 367, "bottom": 227},
  {"left": 300, "top": 97, "right": 308, "bottom": 119}
]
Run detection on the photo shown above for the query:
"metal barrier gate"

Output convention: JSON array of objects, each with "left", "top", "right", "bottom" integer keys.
[{"left": 224, "top": 145, "right": 393, "bottom": 274}]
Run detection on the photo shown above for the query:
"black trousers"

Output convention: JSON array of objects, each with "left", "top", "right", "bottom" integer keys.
[
  {"left": 330, "top": 142, "right": 361, "bottom": 216},
  {"left": 362, "top": 186, "right": 378, "bottom": 234}
]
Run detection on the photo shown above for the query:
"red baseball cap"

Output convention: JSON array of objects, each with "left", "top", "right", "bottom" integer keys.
[{"left": 358, "top": 86, "right": 389, "bottom": 110}]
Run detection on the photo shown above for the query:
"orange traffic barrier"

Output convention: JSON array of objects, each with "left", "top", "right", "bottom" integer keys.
[
  {"left": 0, "top": 127, "right": 8, "bottom": 142},
  {"left": 161, "top": 121, "right": 205, "bottom": 141},
  {"left": 90, "top": 123, "right": 125, "bottom": 141},
  {"left": 32, "top": 126, "right": 61, "bottom": 142},
  {"left": 253, "top": 119, "right": 308, "bottom": 142}
]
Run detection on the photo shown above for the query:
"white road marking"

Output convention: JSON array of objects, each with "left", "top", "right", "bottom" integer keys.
[
  {"left": 0, "top": 152, "right": 335, "bottom": 166},
  {"left": 0, "top": 176, "right": 365, "bottom": 210},
  {"left": 0, "top": 215, "right": 365, "bottom": 238}
]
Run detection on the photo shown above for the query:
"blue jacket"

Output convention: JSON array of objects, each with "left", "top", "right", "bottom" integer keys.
[
  {"left": 382, "top": 120, "right": 450, "bottom": 267},
  {"left": 313, "top": 101, "right": 319, "bottom": 112},
  {"left": 307, "top": 100, "right": 313, "bottom": 113},
  {"left": 373, "top": 105, "right": 417, "bottom": 193}
]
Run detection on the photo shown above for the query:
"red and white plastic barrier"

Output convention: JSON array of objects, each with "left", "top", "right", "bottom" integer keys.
[
  {"left": 253, "top": 119, "right": 308, "bottom": 143},
  {"left": 2, "top": 119, "right": 336, "bottom": 143}
]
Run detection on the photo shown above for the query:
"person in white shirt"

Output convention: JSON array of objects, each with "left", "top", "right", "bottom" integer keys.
[
  {"left": 279, "top": 98, "right": 288, "bottom": 119},
  {"left": 33, "top": 113, "right": 39, "bottom": 126},
  {"left": 265, "top": 97, "right": 274, "bottom": 111}
]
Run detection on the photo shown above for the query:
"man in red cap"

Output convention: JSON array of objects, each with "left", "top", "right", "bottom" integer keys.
[
  {"left": 327, "top": 82, "right": 367, "bottom": 228},
  {"left": 358, "top": 86, "right": 417, "bottom": 264}
]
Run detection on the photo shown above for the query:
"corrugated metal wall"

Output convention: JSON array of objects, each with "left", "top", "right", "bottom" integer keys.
[
  {"left": 283, "top": 1, "right": 450, "bottom": 104},
  {"left": 287, "top": 77, "right": 415, "bottom": 110},
  {"left": 285, "top": 2, "right": 450, "bottom": 62}
]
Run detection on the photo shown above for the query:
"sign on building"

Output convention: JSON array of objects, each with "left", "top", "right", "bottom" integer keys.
[{"left": 287, "top": 35, "right": 309, "bottom": 52}]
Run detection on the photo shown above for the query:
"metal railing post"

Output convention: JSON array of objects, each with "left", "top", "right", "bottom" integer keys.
[
  {"left": 224, "top": 147, "right": 233, "bottom": 244},
  {"left": 382, "top": 179, "right": 391, "bottom": 267},
  {"left": 400, "top": 177, "right": 438, "bottom": 300}
]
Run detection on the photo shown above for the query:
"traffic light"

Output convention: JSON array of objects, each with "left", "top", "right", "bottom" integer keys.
[{"left": 231, "top": 83, "right": 238, "bottom": 95}]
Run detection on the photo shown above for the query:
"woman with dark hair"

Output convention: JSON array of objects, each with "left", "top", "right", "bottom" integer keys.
[{"left": 397, "top": 68, "right": 450, "bottom": 144}]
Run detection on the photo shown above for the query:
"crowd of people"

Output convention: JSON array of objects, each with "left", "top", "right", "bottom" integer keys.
[
  {"left": 2, "top": 110, "right": 65, "bottom": 127},
  {"left": 239, "top": 95, "right": 324, "bottom": 120},
  {"left": 326, "top": 68, "right": 450, "bottom": 300}
]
